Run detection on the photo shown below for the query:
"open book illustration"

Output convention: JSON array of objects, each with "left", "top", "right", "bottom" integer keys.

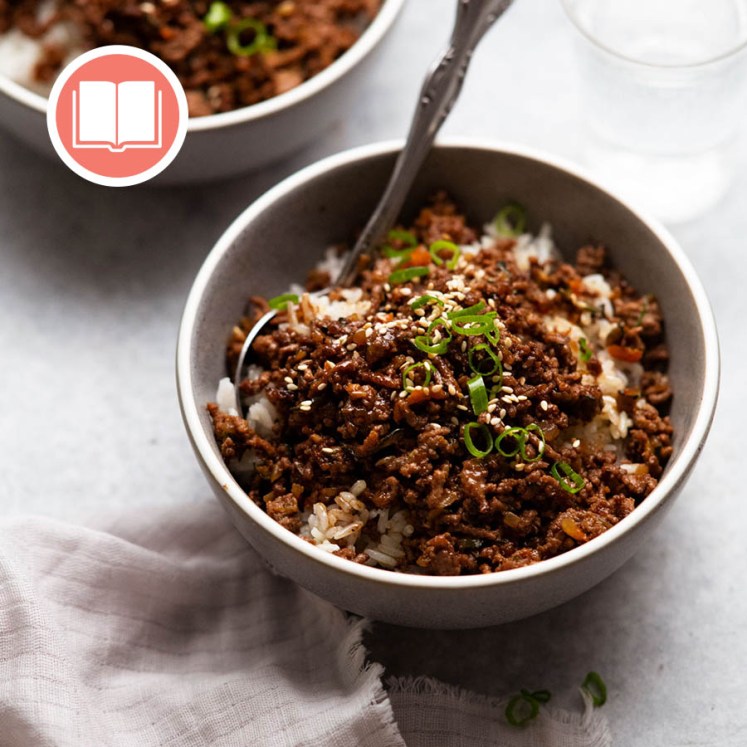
[{"left": 72, "top": 81, "right": 162, "bottom": 152}]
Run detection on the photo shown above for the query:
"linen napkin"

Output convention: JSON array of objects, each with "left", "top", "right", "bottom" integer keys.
[{"left": 0, "top": 500, "right": 610, "bottom": 746}]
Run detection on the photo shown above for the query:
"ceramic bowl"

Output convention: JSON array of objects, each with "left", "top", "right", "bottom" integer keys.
[
  {"left": 176, "top": 140, "right": 719, "bottom": 629},
  {"left": 0, "top": 0, "right": 405, "bottom": 184}
]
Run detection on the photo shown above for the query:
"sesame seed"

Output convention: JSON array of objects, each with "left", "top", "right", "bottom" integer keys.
[
  {"left": 300, "top": 400, "right": 312, "bottom": 407},
  {"left": 517, "top": 395, "right": 528, "bottom": 402},
  {"left": 346, "top": 343, "right": 357, "bottom": 351},
  {"left": 501, "top": 385, "right": 513, "bottom": 393},
  {"left": 488, "top": 403, "right": 496, "bottom": 413},
  {"left": 318, "top": 383, "right": 327, "bottom": 391},
  {"left": 514, "top": 463, "right": 525, "bottom": 471},
  {"left": 297, "top": 364, "right": 308, "bottom": 371},
  {"left": 456, "top": 404, "right": 469, "bottom": 411},
  {"left": 490, "top": 417, "right": 501, "bottom": 426},
  {"left": 400, "top": 287, "right": 412, "bottom": 296},
  {"left": 431, "top": 384, "right": 443, "bottom": 394},
  {"left": 365, "top": 328, "right": 373, "bottom": 338},
  {"left": 284, "top": 376, "right": 293, "bottom": 384},
  {"left": 451, "top": 417, "right": 459, "bottom": 426},
  {"left": 384, "top": 284, "right": 391, "bottom": 292},
  {"left": 399, "top": 391, "right": 408, "bottom": 399},
  {"left": 540, "top": 400, "right": 548, "bottom": 411},
  {"left": 321, "top": 447, "right": 335, "bottom": 454},
  {"left": 448, "top": 385, "right": 457, "bottom": 396},
  {"left": 499, "top": 408, "right": 507, "bottom": 419},
  {"left": 573, "top": 439, "right": 581, "bottom": 448},
  {"left": 287, "top": 383, "right": 298, "bottom": 391}
]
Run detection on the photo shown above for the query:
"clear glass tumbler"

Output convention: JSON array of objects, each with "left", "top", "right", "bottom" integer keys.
[{"left": 562, "top": 0, "right": 747, "bottom": 223}]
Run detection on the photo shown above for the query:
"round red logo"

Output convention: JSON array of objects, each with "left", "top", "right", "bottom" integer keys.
[{"left": 47, "top": 46, "right": 188, "bottom": 186}]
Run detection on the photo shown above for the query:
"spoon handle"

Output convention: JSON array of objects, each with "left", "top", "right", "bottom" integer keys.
[{"left": 336, "top": 0, "right": 515, "bottom": 286}]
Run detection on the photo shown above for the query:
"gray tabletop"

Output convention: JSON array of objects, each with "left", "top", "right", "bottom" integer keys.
[{"left": 1, "top": 0, "right": 744, "bottom": 744}]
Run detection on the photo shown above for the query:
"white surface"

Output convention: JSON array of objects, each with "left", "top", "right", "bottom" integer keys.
[{"left": 0, "top": 0, "right": 744, "bottom": 744}]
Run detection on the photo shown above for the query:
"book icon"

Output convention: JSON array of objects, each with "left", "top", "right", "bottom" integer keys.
[{"left": 72, "top": 80, "right": 163, "bottom": 152}]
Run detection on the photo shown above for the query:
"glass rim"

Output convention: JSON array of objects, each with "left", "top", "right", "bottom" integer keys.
[{"left": 560, "top": 0, "right": 747, "bottom": 69}]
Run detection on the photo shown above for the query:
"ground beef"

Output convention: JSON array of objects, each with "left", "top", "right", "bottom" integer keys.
[
  {"left": 1, "top": 0, "right": 381, "bottom": 116},
  {"left": 210, "top": 193, "right": 674, "bottom": 575}
]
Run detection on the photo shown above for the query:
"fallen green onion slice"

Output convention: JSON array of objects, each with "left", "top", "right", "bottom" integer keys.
[
  {"left": 268, "top": 293, "right": 299, "bottom": 310},
  {"left": 447, "top": 301, "right": 486, "bottom": 319},
  {"left": 469, "top": 343, "right": 501, "bottom": 376},
  {"left": 581, "top": 672, "right": 607, "bottom": 707},
  {"left": 529, "top": 689, "right": 552, "bottom": 704},
  {"left": 520, "top": 423, "right": 546, "bottom": 463},
  {"left": 412, "top": 318, "right": 451, "bottom": 355},
  {"left": 494, "top": 202, "right": 527, "bottom": 237},
  {"left": 551, "top": 461, "right": 585, "bottom": 494},
  {"left": 467, "top": 375, "right": 488, "bottom": 416},
  {"left": 579, "top": 337, "right": 592, "bottom": 362},
  {"left": 402, "top": 361, "right": 432, "bottom": 392},
  {"left": 389, "top": 266, "right": 429, "bottom": 285},
  {"left": 382, "top": 229, "right": 418, "bottom": 260},
  {"left": 429, "top": 240, "right": 461, "bottom": 270},
  {"left": 227, "top": 18, "right": 277, "bottom": 56},
  {"left": 463, "top": 422, "right": 493, "bottom": 459},
  {"left": 451, "top": 313, "right": 497, "bottom": 336},
  {"left": 495, "top": 426, "right": 525, "bottom": 457},
  {"left": 410, "top": 294, "right": 445, "bottom": 310},
  {"left": 505, "top": 691, "right": 540, "bottom": 727},
  {"left": 203, "top": 0, "right": 232, "bottom": 32}
]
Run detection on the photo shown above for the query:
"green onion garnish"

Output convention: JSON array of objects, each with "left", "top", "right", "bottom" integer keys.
[
  {"left": 410, "top": 294, "right": 445, "bottom": 310},
  {"left": 429, "top": 240, "right": 461, "bottom": 270},
  {"left": 451, "top": 313, "right": 497, "bottom": 336},
  {"left": 529, "top": 689, "right": 552, "bottom": 704},
  {"left": 579, "top": 337, "right": 592, "bottom": 362},
  {"left": 412, "top": 318, "right": 451, "bottom": 355},
  {"left": 581, "top": 672, "right": 607, "bottom": 707},
  {"left": 447, "top": 301, "right": 486, "bottom": 319},
  {"left": 495, "top": 426, "right": 524, "bottom": 457},
  {"left": 402, "top": 361, "right": 432, "bottom": 392},
  {"left": 468, "top": 342, "right": 501, "bottom": 376},
  {"left": 203, "top": 0, "right": 232, "bottom": 32},
  {"left": 467, "top": 375, "right": 488, "bottom": 416},
  {"left": 389, "top": 266, "right": 429, "bottom": 285},
  {"left": 226, "top": 17, "right": 277, "bottom": 56},
  {"left": 382, "top": 229, "right": 418, "bottom": 260},
  {"left": 268, "top": 293, "right": 299, "bottom": 310},
  {"left": 463, "top": 422, "right": 493, "bottom": 459},
  {"left": 551, "top": 462, "right": 585, "bottom": 494},
  {"left": 520, "top": 423, "right": 546, "bottom": 463},
  {"left": 494, "top": 202, "right": 527, "bottom": 237},
  {"left": 505, "top": 690, "right": 541, "bottom": 727}
]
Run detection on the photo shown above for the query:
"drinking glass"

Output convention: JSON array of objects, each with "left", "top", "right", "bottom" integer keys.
[{"left": 562, "top": 0, "right": 747, "bottom": 223}]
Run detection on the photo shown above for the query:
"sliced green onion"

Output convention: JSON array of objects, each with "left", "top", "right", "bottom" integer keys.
[
  {"left": 227, "top": 18, "right": 277, "bottom": 56},
  {"left": 429, "top": 240, "right": 461, "bottom": 270},
  {"left": 382, "top": 229, "right": 418, "bottom": 260},
  {"left": 579, "top": 337, "right": 592, "bottom": 362},
  {"left": 551, "top": 462, "right": 585, "bottom": 494},
  {"left": 268, "top": 293, "right": 299, "bottom": 310},
  {"left": 494, "top": 202, "right": 527, "bottom": 237},
  {"left": 469, "top": 343, "right": 501, "bottom": 376},
  {"left": 447, "top": 301, "right": 486, "bottom": 319},
  {"left": 581, "top": 672, "right": 607, "bottom": 707},
  {"left": 412, "top": 318, "right": 451, "bottom": 355},
  {"left": 451, "top": 313, "right": 497, "bottom": 336},
  {"left": 520, "top": 423, "right": 546, "bottom": 463},
  {"left": 505, "top": 691, "right": 540, "bottom": 727},
  {"left": 467, "top": 375, "right": 488, "bottom": 416},
  {"left": 203, "top": 0, "right": 232, "bottom": 32},
  {"left": 382, "top": 246, "right": 415, "bottom": 260},
  {"left": 529, "top": 689, "right": 552, "bottom": 704},
  {"left": 410, "top": 294, "right": 445, "bottom": 310},
  {"left": 495, "top": 426, "right": 525, "bottom": 457},
  {"left": 463, "top": 422, "right": 493, "bottom": 459},
  {"left": 389, "top": 266, "right": 429, "bottom": 285},
  {"left": 402, "top": 361, "right": 433, "bottom": 392}
]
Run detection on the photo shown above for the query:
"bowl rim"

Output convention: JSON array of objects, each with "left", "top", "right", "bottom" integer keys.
[
  {"left": 0, "top": 0, "right": 406, "bottom": 132},
  {"left": 177, "top": 138, "right": 720, "bottom": 590}
]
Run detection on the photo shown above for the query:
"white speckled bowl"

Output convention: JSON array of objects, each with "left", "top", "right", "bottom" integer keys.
[
  {"left": 0, "top": 0, "right": 405, "bottom": 184},
  {"left": 177, "top": 140, "right": 719, "bottom": 629}
]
